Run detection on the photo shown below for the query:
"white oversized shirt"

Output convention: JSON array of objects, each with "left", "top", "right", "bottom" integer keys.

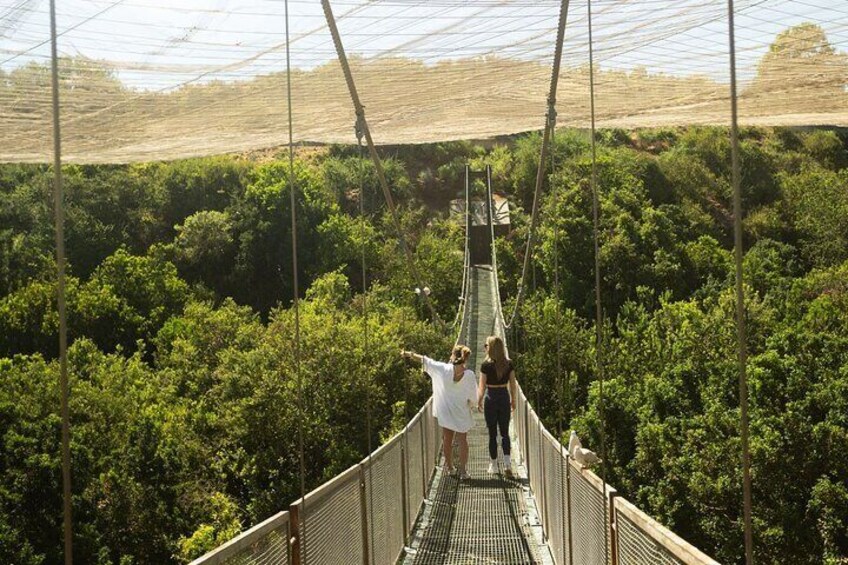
[{"left": 423, "top": 356, "right": 477, "bottom": 433}]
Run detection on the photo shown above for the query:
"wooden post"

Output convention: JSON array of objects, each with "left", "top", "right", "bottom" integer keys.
[
  {"left": 401, "top": 435, "right": 409, "bottom": 540},
  {"left": 420, "top": 412, "right": 427, "bottom": 496},
  {"left": 566, "top": 456, "right": 574, "bottom": 565},
  {"left": 359, "top": 464, "right": 370, "bottom": 565},
  {"left": 524, "top": 405, "right": 530, "bottom": 481},
  {"left": 289, "top": 503, "right": 302, "bottom": 565},
  {"left": 609, "top": 491, "right": 619, "bottom": 565}
]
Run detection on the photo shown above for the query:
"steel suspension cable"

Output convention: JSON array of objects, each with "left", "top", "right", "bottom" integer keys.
[
  {"left": 727, "top": 1, "right": 754, "bottom": 563},
  {"left": 321, "top": 0, "right": 444, "bottom": 329},
  {"left": 502, "top": 0, "right": 571, "bottom": 330},
  {"left": 284, "top": 0, "right": 307, "bottom": 560},
  {"left": 587, "top": 0, "right": 609, "bottom": 562},
  {"left": 48, "top": 1, "right": 73, "bottom": 563}
]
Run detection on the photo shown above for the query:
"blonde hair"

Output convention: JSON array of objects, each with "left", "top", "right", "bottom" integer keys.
[
  {"left": 484, "top": 335, "right": 510, "bottom": 376},
  {"left": 451, "top": 345, "right": 471, "bottom": 365}
]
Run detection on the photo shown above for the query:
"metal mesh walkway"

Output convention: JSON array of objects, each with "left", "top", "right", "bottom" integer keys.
[{"left": 404, "top": 266, "right": 548, "bottom": 565}]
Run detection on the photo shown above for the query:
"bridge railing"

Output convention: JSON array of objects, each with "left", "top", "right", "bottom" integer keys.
[
  {"left": 514, "top": 386, "right": 721, "bottom": 565},
  {"left": 190, "top": 398, "right": 441, "bottom": 565}
]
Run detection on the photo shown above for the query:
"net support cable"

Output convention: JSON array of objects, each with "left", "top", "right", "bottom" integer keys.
[
  {"left": 284, "top": 0, "right": 307, "bottom": 561},
  {"left": 503, "top": 0, "right": 571, "bottom": 330},
  {"left": 550, "top": 113, "right": 571, "bottom": 565},
  {"left": 49, "top": 0, "right": 73, "bottom": 563},
  {"left": 321, "top": 0, "right": 443, "bottom": 329},
  {"left": 726, "top": 1, "right": 754, "bottom": 563},
  {"left": 356, "top": 132, "right": 378, "bottom": 565},
  {"left": 586, "top": 0, "right": 611, "bottom": 563}
]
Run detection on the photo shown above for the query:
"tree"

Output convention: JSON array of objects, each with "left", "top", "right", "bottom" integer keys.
[{"left": 752, "top": 24, "right": 848, "bottom": 107}]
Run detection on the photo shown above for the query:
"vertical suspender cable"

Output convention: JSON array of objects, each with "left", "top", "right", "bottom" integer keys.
[
  {"left": 551, "top": 116, "right": 568, "bottom": 565},
  {"left": 284, "top": 0, "right": 307, "bottom": 560},
  {"left": 586, "top": 0, "right": 609, "bottom": 562},
  {"left": 48, "top": 2, "right": 73, "bottom": 563},
  {"left": 321, "top": 0, "right": 443, "bottom": 329},
  {"left": 357, "top": 138, "right": 376, "bottom": 564},
  {"left": 726, "top": 2, "right": 754, "bottom": 563}
]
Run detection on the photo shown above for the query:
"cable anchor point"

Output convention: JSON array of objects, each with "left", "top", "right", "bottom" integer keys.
[{"left": 355, "top": 110, "right": 366, "bottom": 147}]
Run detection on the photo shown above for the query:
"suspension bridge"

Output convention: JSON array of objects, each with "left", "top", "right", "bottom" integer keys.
[
  {"left": 188, "top": 168, "right": 721, "bottom": 565},
  {"left": 11, "top": 0, "right": 836, "bottom": 559}
]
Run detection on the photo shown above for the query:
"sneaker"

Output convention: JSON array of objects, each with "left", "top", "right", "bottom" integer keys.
[
  {"left": 445, "top": 465, "right": 457, "bottom": 477},
  {"left": 487, "top": 461, "right": 497, "bottom": 475},
  {"left": 504, "top": 466, "right": 514, "bottom": 479},
  {"left": 458, "top": 470, "right": 470, "bottom": 480}
]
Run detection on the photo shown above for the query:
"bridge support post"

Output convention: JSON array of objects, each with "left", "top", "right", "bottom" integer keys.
[
  {"left": 420, "top": 410, "right": 427, "bottom": 497},
  {"left": 358, "top": 464, "right": 371, "bottom": 565},
  {"left": 289, "top": 503, "right": 302, "bottom": 565},
  {"left": 609, "top": 492, "right": 619, "bottom": 565},
  {"left": 540, "top": 424, "right": 549, "bottom": 541},
  {"left": 523, "top": 405, "right": 530, "bottom": 487},
  {"left": 401, "top": 434, "right": 409, "bottom": 541},
  {"left": 565, "top": 457, "right": 574, "bottom": 565}
]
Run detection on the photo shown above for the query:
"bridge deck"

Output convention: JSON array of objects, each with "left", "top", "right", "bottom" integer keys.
[{"left": 402, "top": 266, "right": 553, "bottom": 565}]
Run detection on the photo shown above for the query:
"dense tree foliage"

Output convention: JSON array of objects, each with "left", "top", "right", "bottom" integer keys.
[
  {"left": 510, "top": 126, "right": 848, "bottom": 564},
  {"left": 1, "top": 124, "right": 846, "bottom": 563}
]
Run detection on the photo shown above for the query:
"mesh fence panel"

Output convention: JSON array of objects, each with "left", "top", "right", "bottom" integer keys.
[
  {"left": 613, "top": 498, "right": 721, "bottom": 565},
  {"left": 363, "top": 437, "right": 406, "bottom": 565},
  {"left": 190, "top": 513, "right": 290, "bottom": 565},
  {"left": 569, "top": 463, "right": 611, "bottom": 565},
  {"left": 616, "top": 512, "right": 683, "bottom": 565},
  {"left": 542, "top": 431, "right": 567, "bottom": 565},
  {"left": 405, "top": 414, "right": 425, "bottom": 534},
  {"left": 299, "top": 465, "right": 364, "bottom": 565},
  {"left": 1, "top": 1, "right": 845, "bottom": 162}
]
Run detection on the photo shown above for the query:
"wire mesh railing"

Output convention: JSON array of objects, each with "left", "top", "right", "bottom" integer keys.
[
  {"left": 190, "top": 398, "right": 440, "bottom": 565},
  {"left": 189, "top": 510, "right": 291, "bottom": 565},
  {"left": 614, "top": 497, "right": 721, "bottom": 565},
  {"left": 513, "top": 386, "right": 721, "bottom": 565}
]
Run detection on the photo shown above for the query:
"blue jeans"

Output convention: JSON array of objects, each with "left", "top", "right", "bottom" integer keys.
[{"left": 484, "top": 387, "right": 511, "bottom": 460}]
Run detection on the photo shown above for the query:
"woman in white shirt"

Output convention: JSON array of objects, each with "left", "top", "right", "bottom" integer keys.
[{"left": 401, "top": 345, "right": 477, "bottom": 479}]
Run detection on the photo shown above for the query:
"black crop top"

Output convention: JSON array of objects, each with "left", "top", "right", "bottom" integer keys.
[{"left": 480, "top": 359, "right": 514, "bottom": 386}]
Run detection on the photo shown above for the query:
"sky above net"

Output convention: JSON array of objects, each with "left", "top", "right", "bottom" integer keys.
[{"left": 1, "top": 0, "right": 846, "bottom": 162}]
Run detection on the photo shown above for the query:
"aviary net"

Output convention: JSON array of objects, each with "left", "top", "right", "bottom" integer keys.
[{"left": 1, "top": 0, "right": 846, "bottom": 163}]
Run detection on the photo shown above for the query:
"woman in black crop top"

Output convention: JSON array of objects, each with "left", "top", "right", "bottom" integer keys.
[{"left": 476, "top": 335, "right": 517, "bottom": 477}]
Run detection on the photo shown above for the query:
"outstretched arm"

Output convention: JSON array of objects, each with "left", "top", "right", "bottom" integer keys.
[{"left": 400, "top": 350, "right": 424, "bottom": 364}]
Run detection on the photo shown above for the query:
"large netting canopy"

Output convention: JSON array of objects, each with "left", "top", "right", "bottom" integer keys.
[{"left": 1, "top": 0, "right": 846, "bottom": 163}]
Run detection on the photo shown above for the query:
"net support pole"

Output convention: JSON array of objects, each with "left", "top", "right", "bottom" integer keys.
[
  {"left": 586, "top": 0, "right": 609, "bottom": 563},
  {"left": 504, "top": 0, "right": 571, "bottom": 329},
  {"left": 321, "top": 0, "right": 442, "bottom": 328},
  {"left": 283, "top": 1, "right": 307, "bottom": 560},
  {"left": 726, "top": 2, "right": 754, "bottom": 563},
  {"left": 48, "top": 2, "right": 73, "bottom": 563}
]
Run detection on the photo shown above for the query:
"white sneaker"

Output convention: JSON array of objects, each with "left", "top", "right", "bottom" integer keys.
[
  {"left": 487, "top": 460, "right": 497, "bottom": 474},
  {"left": 503, "top": 455, "right": 514, "bottom": 478}
]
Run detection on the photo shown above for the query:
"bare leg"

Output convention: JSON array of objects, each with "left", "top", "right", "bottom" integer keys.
[
  {"left": 442, "top": 428, "right": 455, "bottom": 471},
  {"left": 456, "top": 432, "right": 469, "bottom": 473}
]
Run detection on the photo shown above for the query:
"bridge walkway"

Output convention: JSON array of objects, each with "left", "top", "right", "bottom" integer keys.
[{"left": 402, "top": 266, "right": 552, "bottom": 564}]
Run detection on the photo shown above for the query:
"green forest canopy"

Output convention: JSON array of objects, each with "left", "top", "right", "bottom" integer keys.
[{"left": 1, "top": 125, "right": 847, "bottom": 564}]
